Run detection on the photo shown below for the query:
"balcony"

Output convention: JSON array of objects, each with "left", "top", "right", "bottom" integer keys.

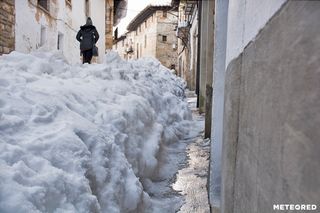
[
  {"left": 184, "top": 0, "right": 197, "bottom": 15},
  {"left": 177, "top": 21, "right": 190, "bottom": 39}
]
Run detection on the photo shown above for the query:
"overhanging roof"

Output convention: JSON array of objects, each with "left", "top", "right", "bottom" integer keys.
[
  {"left": 171, "top": 0, "right": 180, "bottom": 8},
  {"left": 127, "top": 5, "right": 172, "bottom": 31}
]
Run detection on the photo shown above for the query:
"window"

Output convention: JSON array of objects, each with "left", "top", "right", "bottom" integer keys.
[
  {"left": 140, "top": 43, "right": 142, "bottom": 56},
  {"left": 144, "top": 35, "right": 147, "bottom": 48},
  {"left": 40, "top": 26, "right": 46, "bottom": 46},
  {"left": 144, "top": 21, "right": 147, "bottom": 29},
  {"left": 162, "top": 35, "right": 167, "bottom": 42},
  {"left": 162, "top": 11, "right": 167, "bottom": 18},
  {"left": 139, "top": 26, "right": 141, "bottom": 33},
  {"left": 57, "top": 33, "right": 64, "bottom": 50},
  {"left": 136, "top": 43, "right": 139, "bottom": 58},
  {"left": 85, "top": 0, "right": 90, "bottom": 17},
  {"left": 38, "top": 0, "right": 49, "bottom": 11},
  {"left": 122, "top": 40, "right": 124, "bottom": 47}
]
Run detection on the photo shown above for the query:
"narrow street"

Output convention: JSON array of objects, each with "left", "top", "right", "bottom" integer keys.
[
  {"left": 146, "top": 91, "right": 210, "bottom": 213},
  {"left": 174, "top": 91, "right": 210, "bottom": 213}
]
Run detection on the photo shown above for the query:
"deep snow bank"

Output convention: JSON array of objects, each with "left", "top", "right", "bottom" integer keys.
[{"left": 0, "top": 51, "right": 192, "bottom": 213}]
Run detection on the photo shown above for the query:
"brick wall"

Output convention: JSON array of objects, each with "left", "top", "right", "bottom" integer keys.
[{"left": 0, "top": 0, "right": 15, "bottom": 55}]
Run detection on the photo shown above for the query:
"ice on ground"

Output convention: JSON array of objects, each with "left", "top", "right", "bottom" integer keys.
[{"left": 0, "top": 51, "right": 194, "bottom": 213}]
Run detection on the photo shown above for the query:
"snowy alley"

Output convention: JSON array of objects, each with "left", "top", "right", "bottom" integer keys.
[
  {"left": 0, "top": 51, "right": 209, "bottom": 213},
  {"left": 2, "top": 0, "right": 320, "bottom": 212}
]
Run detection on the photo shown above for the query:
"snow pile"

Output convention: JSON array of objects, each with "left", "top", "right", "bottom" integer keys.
[{"left": 0, "top": 51, "right": 192, "bottom": 213}]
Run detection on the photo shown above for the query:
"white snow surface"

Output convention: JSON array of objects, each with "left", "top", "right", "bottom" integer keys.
[{"left": 0, "top": 51, "right": 194, "bottom": 213}]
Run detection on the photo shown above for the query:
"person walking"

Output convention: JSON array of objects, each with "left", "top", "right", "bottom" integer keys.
[{"left": 76, "top": 17, "right": 99, "bottom": 64}]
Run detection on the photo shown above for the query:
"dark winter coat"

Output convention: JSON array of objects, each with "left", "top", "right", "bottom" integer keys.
[{"left": 76, "top": 25, "right": 99, "bottom": 52}]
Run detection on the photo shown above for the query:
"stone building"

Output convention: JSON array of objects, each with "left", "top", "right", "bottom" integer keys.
[
  {"left": 175, "top": 0, "right": 213, "bottom": 138},
  {"left": 0, "top": 0, "right": 127, "bottom": 63},
  {"left": 113, "top": 5, "right": 178, "bottom": 70},
  {"left": 0, "top": 0, "right": 15, "bottom": 54},
  {"left": 175, "top": 0, "right": 198, "bottom": 91}
]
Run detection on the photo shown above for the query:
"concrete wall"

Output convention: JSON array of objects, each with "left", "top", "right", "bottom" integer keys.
[
  {"left": 209, "top": 0, "right": 229, "bottom": 211},
  {"left": 226, "top": 0, "right": 286, "bottom": 66},
  {"left": 0, "top": 0, "right": 15, "bottom": 54},
  {"left": 210, "top": 0, "right": 288, "bottom": 210},
  {"left": 14, "top": 0, "right": 106, "bottom": 63},
  {"left": 221, "top": 1, "right": 320, "bottom": 212}
]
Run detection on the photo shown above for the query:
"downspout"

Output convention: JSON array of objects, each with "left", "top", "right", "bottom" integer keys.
[{"left": 196, "top": 0, "right": 202, "bottom": 108}]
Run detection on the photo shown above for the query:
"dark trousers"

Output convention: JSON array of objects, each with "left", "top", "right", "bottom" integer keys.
[{"left": 82, "top": 49, "right": 93, "bottom": 64}]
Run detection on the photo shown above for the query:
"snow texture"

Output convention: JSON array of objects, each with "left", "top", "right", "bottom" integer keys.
[{"left": 0, "top": 51, "right": 193, "bottom": 213}]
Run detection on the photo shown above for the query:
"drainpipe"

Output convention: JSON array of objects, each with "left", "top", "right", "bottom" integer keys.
[{"left": 196, "top": 0, "right": 202, "bottom": 108}]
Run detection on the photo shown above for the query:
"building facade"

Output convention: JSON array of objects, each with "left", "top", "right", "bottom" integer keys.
[
  {"left": 113, "top": 5, "right": 178, "bottom": 70},
  {"left": 211, "top": 0, "right": 320, "bottom": 212},
  {"left": 0, "top": 0, "right": 126, "bottom": 63},
  {"left": 175, "top": 0, "right": 214, "bottom": 138},
  {"left": 174, "top": 0, "right": 320, "bottom": 212},
  {"left": 176, "top": 0, "right": 198, "bottom": 91}
]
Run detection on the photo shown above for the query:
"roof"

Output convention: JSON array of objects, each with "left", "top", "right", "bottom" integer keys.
[{"left": 126, "top": 5, "right": 172, "bottom": 31}]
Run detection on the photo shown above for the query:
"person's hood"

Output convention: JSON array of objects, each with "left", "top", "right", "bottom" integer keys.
[
  {"left": 80, "top": 17, "right": 95, "bottom": 30},
  {"left": 80, "top": 25, "right": 95, "bottom": 30},
  {"left": 86, "top": 17, "right": 93, "bottom": 26}
]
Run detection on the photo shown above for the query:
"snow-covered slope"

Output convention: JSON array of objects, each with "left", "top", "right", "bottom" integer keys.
[{"left": 0, "top": 51, "right": 193, "bottom": 213}]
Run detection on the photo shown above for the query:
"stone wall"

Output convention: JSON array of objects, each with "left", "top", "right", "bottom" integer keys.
[
  {"left": 105, "top": 0, "right": 114, "bottom": 49},
  {"left": 113, "top": 9, "right": 178, "bottom": 70},
  {"left": 222, "top": 2, "right": 320, "bottom": 212},
  {"left": 0, "top": 0, "right": 15, "bottom": 54},
  {"left": 156, "top": 10, "right": 178, "bottom": 69}
]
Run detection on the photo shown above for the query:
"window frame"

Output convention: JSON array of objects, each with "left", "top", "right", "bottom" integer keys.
[
  {"left": 40, "top": 25, "right": 46, "bottom": 47},
  {"left": 57, "top": 32, "right": 64, "bottom": 51},
  {"left": 162, "top": 35, "right": 167, "bottom": 42},
  {"left": 37, "top": 0, "right": 49, "bottom": 12},
  {"left": 144, "top": 35, "right": 147, "bottom": 48}
]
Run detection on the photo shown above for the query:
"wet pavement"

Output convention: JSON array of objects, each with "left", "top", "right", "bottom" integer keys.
[{"left": 173, "top": 91, "right": 211, "bottom": 213}]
